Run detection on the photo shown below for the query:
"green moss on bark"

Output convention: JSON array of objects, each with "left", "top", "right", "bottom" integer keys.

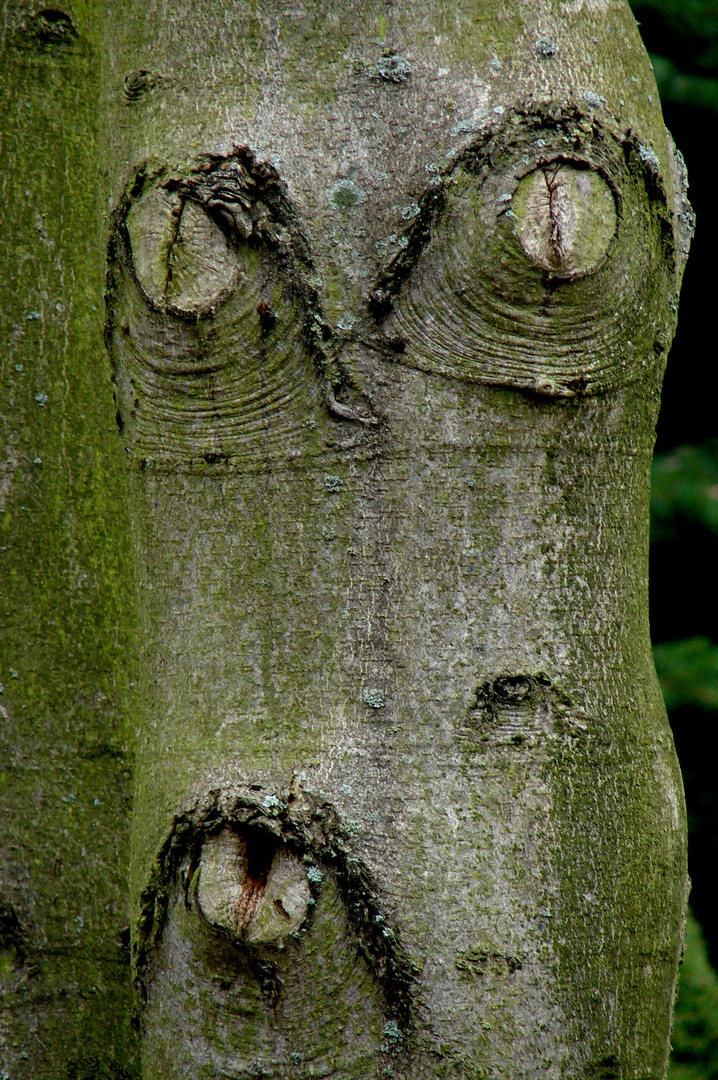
[{"left": 0, "top": 4, "right": 139, "bottom": 1075}]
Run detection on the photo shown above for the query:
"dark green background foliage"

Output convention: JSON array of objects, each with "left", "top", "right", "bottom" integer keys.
[{"left": 631, "top": 0, "right": 718, "bottom": 1069}]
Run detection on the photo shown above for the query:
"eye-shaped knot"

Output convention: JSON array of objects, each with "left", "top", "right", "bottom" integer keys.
[
  {"left": 371, "top": 115, "right": 676, "bottom": 397},
  {"left": 512, "top": 162, "right": 616, "bottom": 278},
  {"left": 195, "top": 828, "right": 312, "bottom": 944},
  {"left": 126, "top": 187, "right": 240, "bottom": 316}
]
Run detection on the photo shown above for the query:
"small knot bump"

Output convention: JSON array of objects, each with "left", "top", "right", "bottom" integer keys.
[
  {"left": 533, "top": 377, "right": 557, "bottom": 396},
  {"left": 124, "top": 70, "right": 155, "bottom": 102},
  {"left": 29, "top": 8, "right": 77, "bottom": 45}
]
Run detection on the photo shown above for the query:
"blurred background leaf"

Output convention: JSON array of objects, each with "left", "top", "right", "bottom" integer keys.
[
  {"left": 671, "top": 913, "right": 718, "bottom": 1079},
  {"left": 651, "top": 442, "right": 718, "bottom": 543},
  {"left": 631, "top": 0, "right": 718, "bottom": 75},
  {"left": 651, "top": 54, "right": 718, "bottom": 111},
  {"left": 654, "top": 637, "right": 718, "bottom": 712}
]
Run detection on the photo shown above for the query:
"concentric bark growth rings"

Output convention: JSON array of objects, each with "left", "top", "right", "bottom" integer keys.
[
  {"left": 512, "top": 163, "right": 616, "bottom": 278},
  {"left": 373, "top": 110, "right": 678, "bottom": 397},
  {"left": 106, "top": 147, "right": 379, "bottom": 456}
]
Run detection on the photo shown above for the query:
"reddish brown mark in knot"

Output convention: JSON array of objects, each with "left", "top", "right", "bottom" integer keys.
[
  {"left": 233, "top": 833, "right": 275, "bottom": 932},
  {"left": 256, "top": 300, "right": 277, "bottom": 333}
]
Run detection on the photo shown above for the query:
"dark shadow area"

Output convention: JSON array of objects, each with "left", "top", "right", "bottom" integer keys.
[{"left": 654, "top": 104, "right": 718, "bottom": 454}]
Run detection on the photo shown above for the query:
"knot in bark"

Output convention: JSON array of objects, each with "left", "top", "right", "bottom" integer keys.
[
  {"left": 196, "top": 828, "right": 312, "bottom": 944},
  {"left": 512, "top": 161, "right": 616, "bottom": 278}
]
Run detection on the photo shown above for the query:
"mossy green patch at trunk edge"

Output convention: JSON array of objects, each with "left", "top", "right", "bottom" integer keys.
[{"left": 1, "top": 3, "right": 139, "bottom": 1076}]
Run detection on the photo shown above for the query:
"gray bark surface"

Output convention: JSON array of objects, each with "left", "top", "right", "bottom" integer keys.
[{"left": 1, "top": 0, "right": 693, "bottom": 1077}]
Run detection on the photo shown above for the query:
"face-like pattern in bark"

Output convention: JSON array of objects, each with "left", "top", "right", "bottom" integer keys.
[
  {"left": 109, "top": 116, "right": 677, "bottom": 465},
  {"left": 108, "top": 79, "right": 688, "bottom": 1079}
]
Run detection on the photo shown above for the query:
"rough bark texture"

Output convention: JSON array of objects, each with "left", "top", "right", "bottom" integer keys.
[{"left": 1, "top": 0, "right": 693, "bottom": 1077}]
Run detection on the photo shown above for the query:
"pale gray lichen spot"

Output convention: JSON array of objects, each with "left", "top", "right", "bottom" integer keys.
[
  {"left": 637, "top": 143, "right": 660, "bottom": 173},
  {"left": 512, "top": 163, "right": 616, "bottom": 278},
  {"left": 329, "top": 179, "right": 364, "bottom": 211},
  {"left": 324, "top": 474, "right": 344, "bottom": 493},
  {"left": 582, "top": 90, "right": 606, "bottom": 109},
  {"left": 534, "top": 39, "right": 557, "bottom": 57},
  {"left": 401, "top": 202, "right": 421, "bottom": 221},
  {"left": 371, "top": 53, "right": 412, "bottom": 83},
  {"left": 363, "top": 687, "right": 385, "bottom": 709},
  {"left": 383, "top": 1020, "right": 403, "bottom": 1042}
]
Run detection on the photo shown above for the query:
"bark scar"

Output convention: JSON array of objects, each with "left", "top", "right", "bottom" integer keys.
[{"left": 543, "top": 163, "right": 568, "bottom": 267}]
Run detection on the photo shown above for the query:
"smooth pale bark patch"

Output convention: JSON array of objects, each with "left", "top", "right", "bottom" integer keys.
[
  {"left": 512, "top": 163, "right": 617, "bottom": 277},
  {"left": 127, "top": 188, "right": 239, "bottom": 313}
]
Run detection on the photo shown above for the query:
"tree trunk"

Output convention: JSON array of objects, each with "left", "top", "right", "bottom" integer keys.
[
  {"left": 2, "top": 0, "right": 692, "bottom": 1077},
  {"left": 0, "top": 4, "right": 139, "bottom": 1077}
]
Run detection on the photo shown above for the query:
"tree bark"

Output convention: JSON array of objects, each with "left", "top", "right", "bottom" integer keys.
[
  {"left": 0, "top": 5, "right": 137, "bottom": 1077},
  {"left": 2, "top": 0, "right": 693, "bottom": 1077}
]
